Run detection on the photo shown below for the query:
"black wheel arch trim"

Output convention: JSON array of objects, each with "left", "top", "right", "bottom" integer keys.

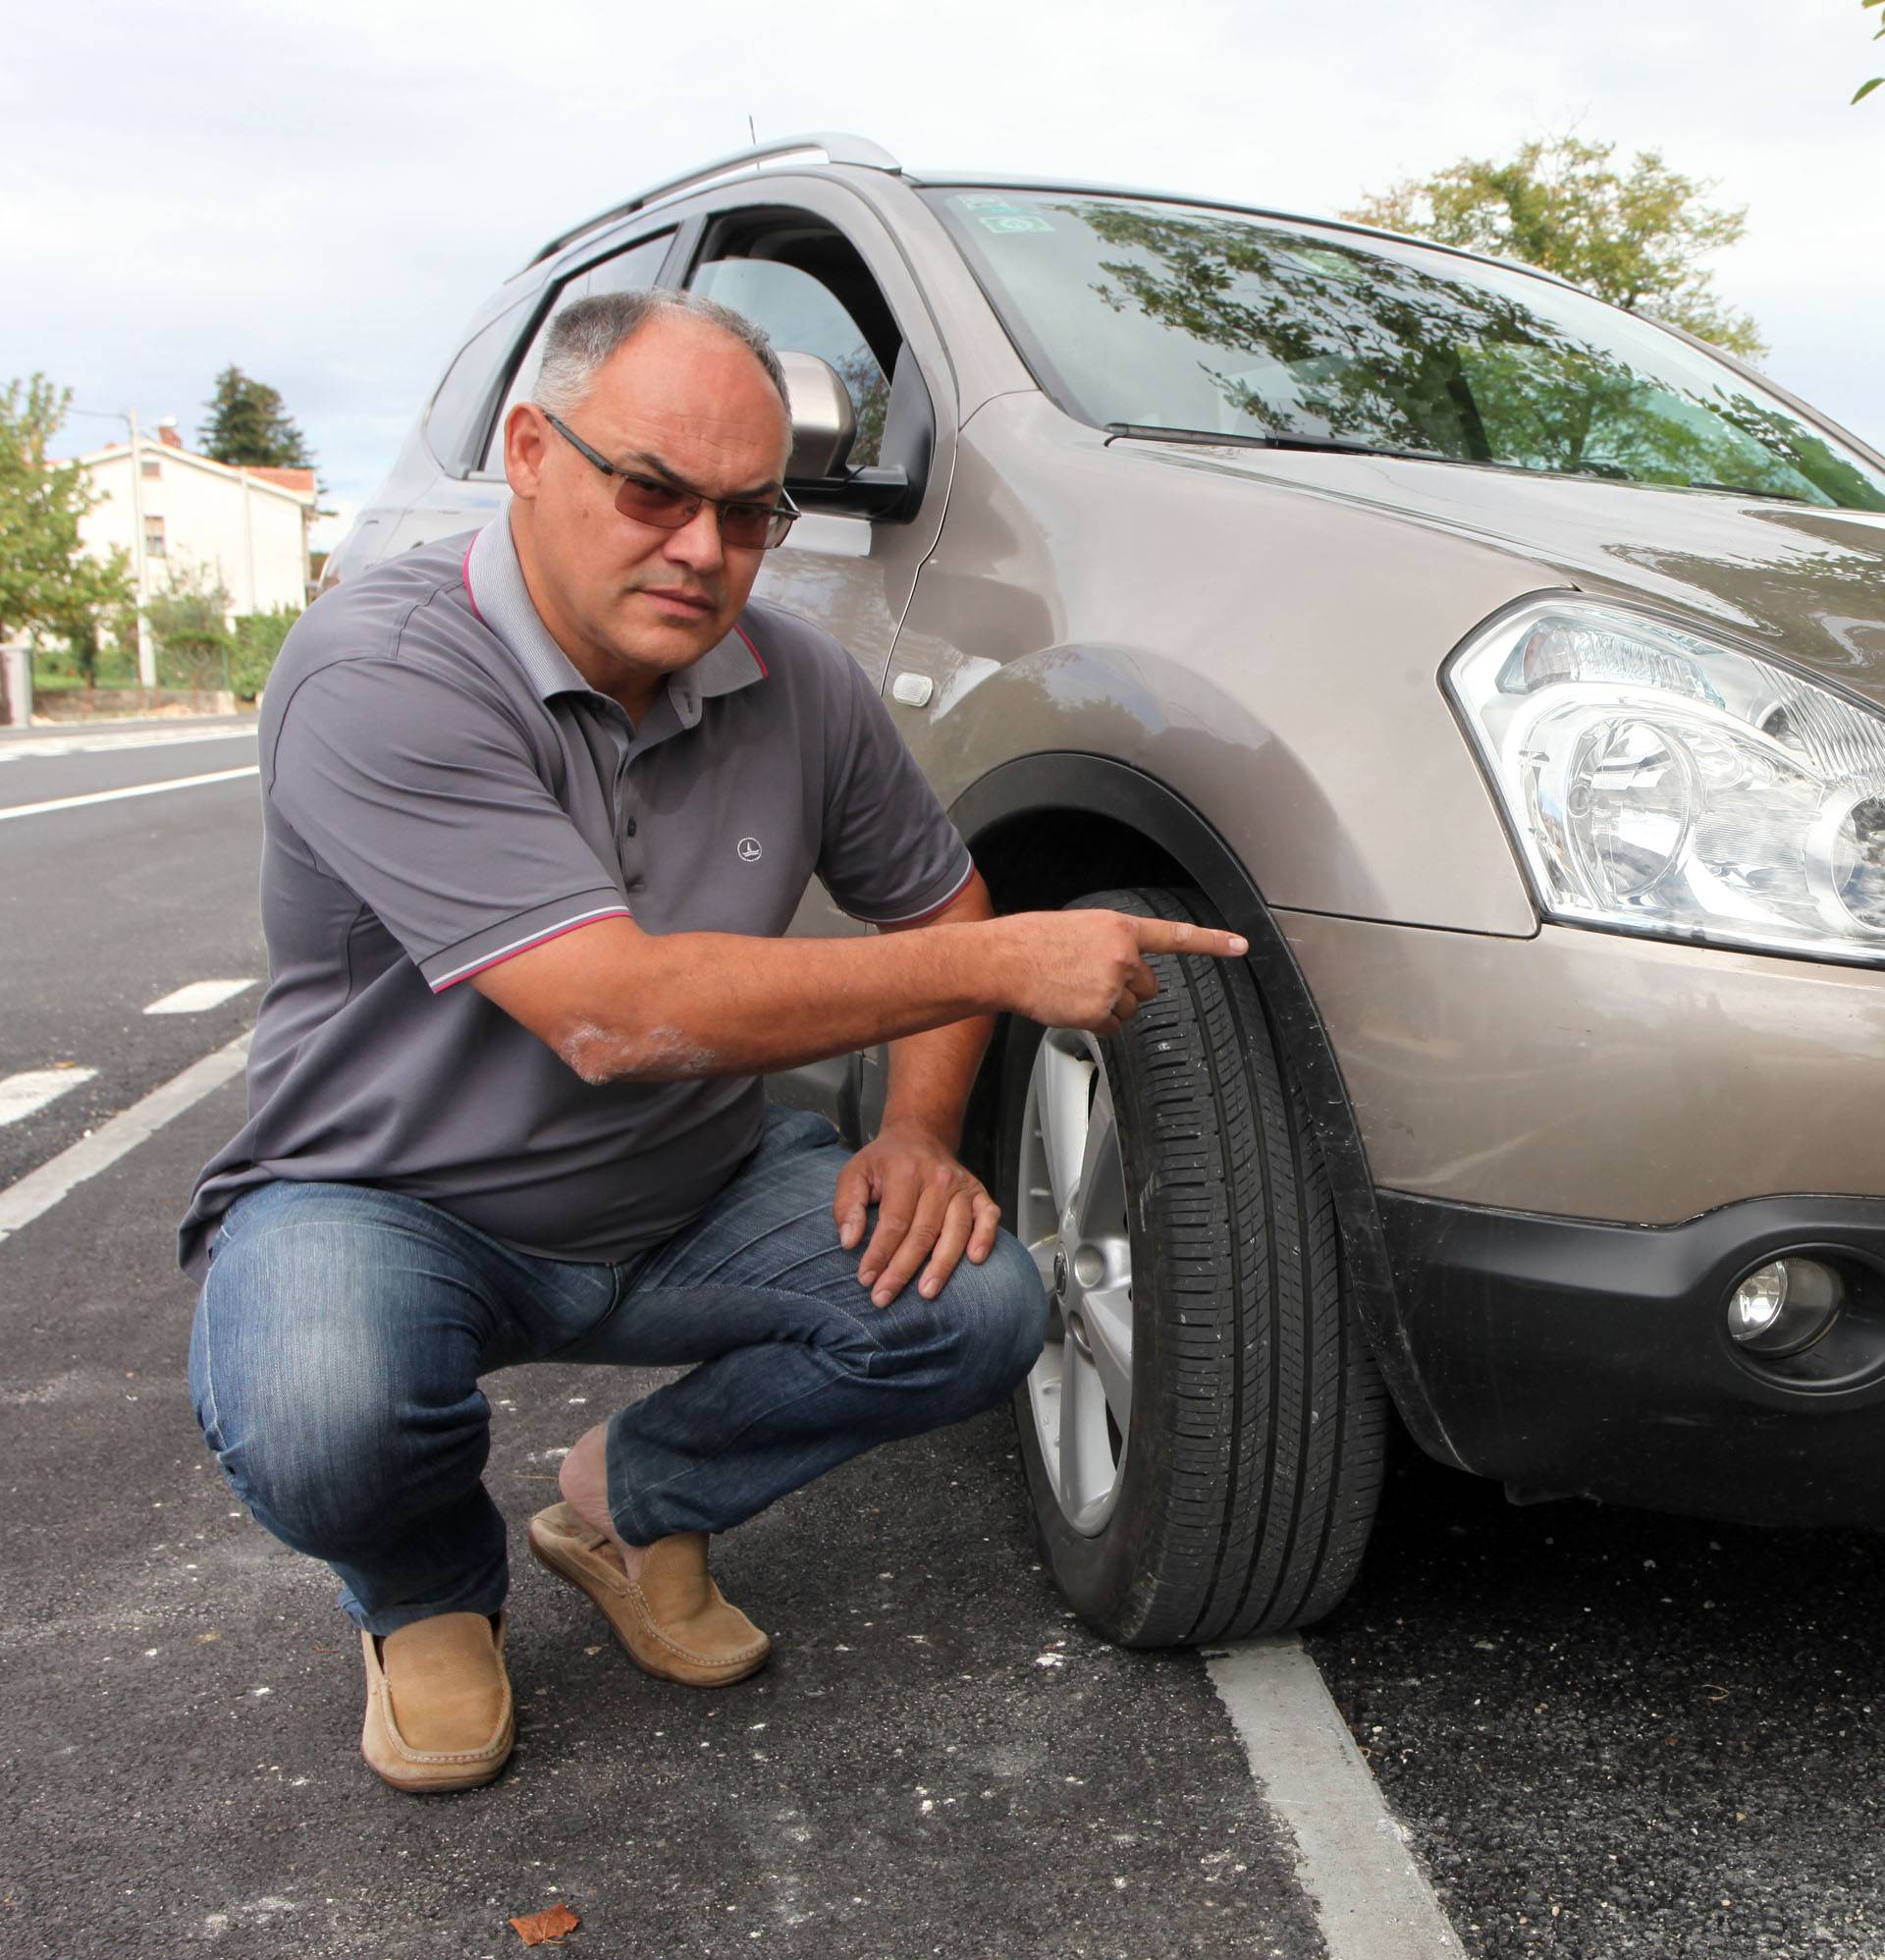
[{"left": 948, "top": 750, "right": 1462, "bottom": 1470}]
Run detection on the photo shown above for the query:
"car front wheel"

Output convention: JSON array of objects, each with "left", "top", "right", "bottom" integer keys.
[{"left": 999, "top": 885, "right": 1388, "bottom": 1647}]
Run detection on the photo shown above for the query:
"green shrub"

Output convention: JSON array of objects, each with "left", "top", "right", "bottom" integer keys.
[
  {"left": 147, "top": 564, "right": 234, "bottom": 697},
  {"left": 229, "top": 605, "right": 300, "bottom": 701}
]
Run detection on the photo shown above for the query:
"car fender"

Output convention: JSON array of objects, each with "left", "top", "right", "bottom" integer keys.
[{"left": 947, "top": 746, "right": 1467, "bottom": 1472}]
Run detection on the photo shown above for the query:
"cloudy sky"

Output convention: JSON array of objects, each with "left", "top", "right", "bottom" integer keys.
[{"left": 7, "top": 0, "right": 1878, "bottom": 546}]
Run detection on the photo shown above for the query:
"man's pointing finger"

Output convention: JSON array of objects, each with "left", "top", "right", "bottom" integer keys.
[{"left": 1130, "top": 918, "right": 1249, "bottom": 958}]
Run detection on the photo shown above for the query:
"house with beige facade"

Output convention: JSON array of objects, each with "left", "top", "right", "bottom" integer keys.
[{"left": 74, "top": 424, "right": 317, "bottom": 618}]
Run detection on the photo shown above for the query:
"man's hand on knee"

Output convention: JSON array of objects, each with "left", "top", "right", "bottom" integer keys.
[{"left": 835, "top": 1122, "right": 1002, "bottom": 1309}]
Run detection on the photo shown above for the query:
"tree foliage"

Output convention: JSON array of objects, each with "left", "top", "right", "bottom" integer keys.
[
  {"left": 1858, "top": 0, "right": 1884, "bottom": 103},
  {"left": 1344, "top": 135, "right": 1766, "bottom": 358},
  {"left": 0, "top": 373, "right": 134, "bottom": 647},
  {"left": 198, "top": 364, "right": 313, "bottom": 468}
]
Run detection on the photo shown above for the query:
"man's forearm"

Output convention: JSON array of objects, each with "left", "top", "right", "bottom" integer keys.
[
  {"left": 471, "top": 877, "right": 1246, "bottom": 1080},
  {"left": 561, "top": 917, "right": 1013, "bottom": 1084}
]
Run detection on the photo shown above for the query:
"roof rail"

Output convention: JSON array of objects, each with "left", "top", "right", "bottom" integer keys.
[{"left": 518, "top": 133, "right": 902, "bottom": 274}]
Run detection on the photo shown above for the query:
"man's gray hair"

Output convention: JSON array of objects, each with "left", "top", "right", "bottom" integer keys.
[{"left": 532, "top": 288, "right": 790, "bottom": 419}]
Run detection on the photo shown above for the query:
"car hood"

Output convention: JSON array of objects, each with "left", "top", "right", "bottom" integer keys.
[{"left": 1133, "top": 442, "right": 1885, "bottom": 707}]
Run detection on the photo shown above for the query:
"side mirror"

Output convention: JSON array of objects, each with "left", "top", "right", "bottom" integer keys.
[
  {"left": 779, "top": 352, "right": 857, "bottom": 481},
  {"left": 777, "top": 348, "right": 927, "bottom": 523}
]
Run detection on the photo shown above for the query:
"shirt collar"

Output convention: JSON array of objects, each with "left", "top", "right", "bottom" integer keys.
[{"left": 464, "top": 509, "right": 769, "bottom": 726}]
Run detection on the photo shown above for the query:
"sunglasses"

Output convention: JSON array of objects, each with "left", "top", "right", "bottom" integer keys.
[{"left": 541, "top": 410, "right": 799, "bottom": 550}]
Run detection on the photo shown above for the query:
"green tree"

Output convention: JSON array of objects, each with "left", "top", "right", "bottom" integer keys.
[
  {"left": 1344, "top": 135, "right": 1766, "bottom": 358},
  {"left": 0, "top": 373, "right": 134, "bottom": 648},
  {"left": 49, "top": 585, "right": 139, "bottom": 698},
  {"left": 198, "top": 364, "right": 313, "bottom": 468}
]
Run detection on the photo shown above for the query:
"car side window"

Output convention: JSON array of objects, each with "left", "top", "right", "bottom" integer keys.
[
  {"left": 689, "top": 255, "right": 890, "bottom": 468},
  {"left": 476, "top": 231, "right": 673, "bottom": 476},
  {"left": 425, "top": 299, "right": 532, "bottom": 477}
]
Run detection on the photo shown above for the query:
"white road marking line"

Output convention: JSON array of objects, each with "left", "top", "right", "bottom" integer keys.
[
  {"left": 144, "top": 979, "right": 258, "bottom": 1015},
  {"left": 0, "top": 766, "right": 259, "bottom": 821},
  {"left": 1209, "top": 1637, "right": 1463, "bottom": 1959},
  {"left": 0, "top": 1067, "right": 99, "bottom": 1128},
  {"left": 0, "top": 725, "right": 256, "bottom": 761},
  {"left": 0, "top": 1033, "right": 249, "bottom": 1247}
]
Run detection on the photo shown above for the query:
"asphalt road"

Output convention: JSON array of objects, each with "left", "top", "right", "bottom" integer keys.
[
  {"left": 5, "top": 719, "right": 1885, "bottom": 1959},
  {"left": 0, "top": 719, "right": 264, "bottom": 1186}
]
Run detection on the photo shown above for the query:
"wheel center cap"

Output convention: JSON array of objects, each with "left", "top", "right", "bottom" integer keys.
[{"left": 1051, "top": 1247, "right": 1069, "bottom": 1299}]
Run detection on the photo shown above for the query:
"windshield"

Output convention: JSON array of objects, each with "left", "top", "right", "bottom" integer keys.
[{"left": 925, "top": 189, "right": 1885, "bottom": 512}]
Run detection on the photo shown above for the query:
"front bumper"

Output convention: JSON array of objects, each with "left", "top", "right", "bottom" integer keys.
[
  {"left": 1281, "top": 912, "right": 1885, "bottom": 1225},
  {"left": 1380, "top": 1188, "right": 1885, "bottom": 1528}
]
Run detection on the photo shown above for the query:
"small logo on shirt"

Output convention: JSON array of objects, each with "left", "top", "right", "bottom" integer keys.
[{"left": 736, "top": 837, "right": 763, "bottom": 863}]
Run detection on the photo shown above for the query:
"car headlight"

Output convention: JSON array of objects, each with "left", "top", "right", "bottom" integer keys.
[{"left": 1444, "top": 597, "right": 1885, "bottom": 963}]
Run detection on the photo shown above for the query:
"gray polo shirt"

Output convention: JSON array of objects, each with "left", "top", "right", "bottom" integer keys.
[{"left": 178, "top": 514, "right": 972, "bottom": 1283}]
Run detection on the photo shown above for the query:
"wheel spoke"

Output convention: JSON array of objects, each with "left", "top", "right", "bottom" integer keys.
[
  {"left": 1057, "top": 1338, "right": 1110, "bottom": 1519},
  {"left": 1072, "top": 1070, "right": 1125, "bottom": 1243},
  {"left": 1081, "top": 1279, "right": 1133, "bottom": 1433},
  {"left": 1034, "top": 1036, "right": 1093, "bottom": 1216}
]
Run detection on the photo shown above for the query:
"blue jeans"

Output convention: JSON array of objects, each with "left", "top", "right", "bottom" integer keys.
[{"left": 188, "top": 1106, "right": 1048, "bottom": 1635}]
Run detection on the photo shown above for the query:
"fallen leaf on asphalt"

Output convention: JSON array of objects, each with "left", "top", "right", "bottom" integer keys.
[{"left": 511, "top": 1902, "right": 579, "bottom": 1945}]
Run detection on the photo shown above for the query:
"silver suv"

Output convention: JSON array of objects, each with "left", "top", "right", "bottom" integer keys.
[{"left": 329, "top": 133, "right": 1885, "bottom": 1646}]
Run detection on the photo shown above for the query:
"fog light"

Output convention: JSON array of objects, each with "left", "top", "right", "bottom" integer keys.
[{"left": 1728, "top": 1258, "right": 1844, "bottom": 1356}]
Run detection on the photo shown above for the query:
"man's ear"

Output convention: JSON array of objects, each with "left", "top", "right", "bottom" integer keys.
[{"left": 505, "top": 403, "right": 549, "bottom": 501}]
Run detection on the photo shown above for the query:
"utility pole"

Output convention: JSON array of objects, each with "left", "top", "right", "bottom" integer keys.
[{"left": 125, "top": 408, "right": 156, "bottom": 689}]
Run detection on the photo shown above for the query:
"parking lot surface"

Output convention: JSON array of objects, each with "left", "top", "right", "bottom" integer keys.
[
  {"left": 5, "top": 1081, "right": 1323, "bottom": 1960},
  {"left": 9, "top": 725, "right": 1885, "bottom": 1960},
  {"left": 1308, "top": 1455, "right": 1885, "bottom": 1958}
]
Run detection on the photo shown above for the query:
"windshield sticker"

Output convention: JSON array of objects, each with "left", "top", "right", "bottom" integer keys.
[
  {"left": 954, "top": 193, "right": 1023, "bottom": 212},
  {"left": 977, "top": 213, "right": 1054, "bottom": 234}
]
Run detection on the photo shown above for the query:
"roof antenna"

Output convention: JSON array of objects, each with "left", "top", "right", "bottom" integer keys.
[{"left": 748, "top": 114, "right": 757, "bottom": 145}]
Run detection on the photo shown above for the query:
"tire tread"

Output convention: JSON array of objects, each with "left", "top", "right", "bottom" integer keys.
[{"left": 1013, "top": 886, "right": 1388, "bottom": 1647}]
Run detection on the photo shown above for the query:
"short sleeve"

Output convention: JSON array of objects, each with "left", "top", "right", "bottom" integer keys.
[
  {"left": 268, "top": 660, "right": 630, "bottom": 990},
  {"left": 816, "top": 655, "right": 973, "bottom": 925}
]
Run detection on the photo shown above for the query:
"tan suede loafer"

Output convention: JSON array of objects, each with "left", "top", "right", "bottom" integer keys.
[
  {"left": 527, "top": 1501, "right": 770, "bottom": 1688},
  {"left": 359, "top": 1610, "right": 514, "bottom": 1794}
]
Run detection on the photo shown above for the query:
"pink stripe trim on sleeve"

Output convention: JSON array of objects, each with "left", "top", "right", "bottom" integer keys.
[{"left": 429, "top": 904, "right": 630, "bottom": 992}]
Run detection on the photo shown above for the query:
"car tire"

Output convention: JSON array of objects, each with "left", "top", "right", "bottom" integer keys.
[{"left": 998, "top": 885, "right": 1388, "bottom": 1647}]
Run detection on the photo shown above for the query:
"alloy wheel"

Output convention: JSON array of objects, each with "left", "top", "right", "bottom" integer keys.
[{"left": 1016, "top": 1027, "right": 1134, "bottom": 1535}]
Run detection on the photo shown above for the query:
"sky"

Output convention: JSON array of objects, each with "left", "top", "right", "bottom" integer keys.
[{"left": 6, "top": 0, "right": 1879, "bottom": 549}]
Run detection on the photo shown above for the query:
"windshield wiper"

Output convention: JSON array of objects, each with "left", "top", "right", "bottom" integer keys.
[
  {"left": 1104, "top": 424, "right": 1728, "bottom": 494},
  {"left": 1104, "top": 422, "right": 1452, "bottom": 463},
  {"left": 1684, "top": 479, "right": 1814, "bottom": 505}
]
